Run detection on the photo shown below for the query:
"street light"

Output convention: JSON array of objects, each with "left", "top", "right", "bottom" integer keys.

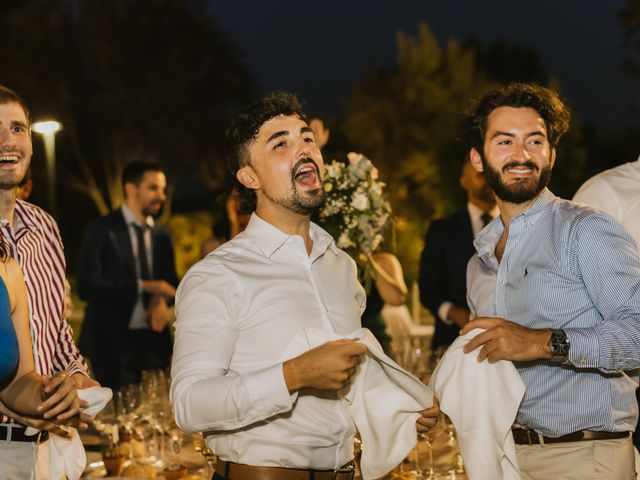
[{"left": 31, "top": 120, "right": 62, "bottom": 217}]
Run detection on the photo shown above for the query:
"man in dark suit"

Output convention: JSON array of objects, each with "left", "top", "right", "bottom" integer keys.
[
  {"left": 77, "top": 161, "right": 178, "bottom": 389},
  {"left": 419, "top": 158, "right": 497, "bottom": 350}
]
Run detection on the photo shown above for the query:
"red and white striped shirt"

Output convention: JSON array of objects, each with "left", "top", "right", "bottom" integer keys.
[{"left": 0, "top": 200, "right": 87, "bottom": 423}]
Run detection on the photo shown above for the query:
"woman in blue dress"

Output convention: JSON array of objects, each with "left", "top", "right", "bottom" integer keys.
[{"left": 0, "top": 240, "right": 81, "bottom": 420}]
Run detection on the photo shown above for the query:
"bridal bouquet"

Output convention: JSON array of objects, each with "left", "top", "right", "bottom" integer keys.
[{"left": 319, "top": 152, "right": 392, "bottom": 261}]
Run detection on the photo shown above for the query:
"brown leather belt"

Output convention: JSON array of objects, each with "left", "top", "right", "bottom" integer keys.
[
  {"left": 215, "top": 459, "right": 355, "bottom": 480},
  {"left": 512, "top": 428, "right": 629, "bottom": 445},
  {"left": 0, "top": 425, "right": 49, "bottom": 444}
]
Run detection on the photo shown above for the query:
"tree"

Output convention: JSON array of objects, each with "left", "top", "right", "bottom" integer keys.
[
  {"left": 333, "top": 22, "right": 588, "bottom": 284},
  {"left": 1, "top": 0, "right": 255, "bottom": 215},
  {"left": 330, "top": 23, "right": 492, "bottom": 282}
]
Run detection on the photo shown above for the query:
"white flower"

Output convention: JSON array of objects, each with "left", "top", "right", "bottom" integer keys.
[
  {"left": 351, "top": 192, "right": 369, "bottom": 211},
  {"left": 372, "top": 234, "right": 383, "bottom": 252},
  {"left": 319, "top": 154, "right": 391, "bottom": 259},
  {"left": 347, "top": 152, "right": 364, "bottom": 166},
  {"left": 337, "top": 231, "right": 355, "bottom": 249}
]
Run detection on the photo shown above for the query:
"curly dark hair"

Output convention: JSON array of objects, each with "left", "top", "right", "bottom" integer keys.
[
  {"left": 225, "top": 91, "right": 308, "bottom": 214},
  {"left": 462, "top": 83, "right": 571, "bottom": 153}
]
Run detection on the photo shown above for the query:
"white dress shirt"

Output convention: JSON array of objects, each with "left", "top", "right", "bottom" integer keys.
[
  {"left": 121, "top": 205, "right": 154, "bottom": 329},
  {"left": 281, "top": 327, "right": 433, "bottom": 479},
  {"left": 573, "top": 156, "right": 640, "bottom": 246},
  {"left": 170, "top": 213, "right": 366, "bottom": 469}
]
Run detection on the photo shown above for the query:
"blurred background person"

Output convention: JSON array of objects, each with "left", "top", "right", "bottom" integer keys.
[
  {"left": 200, "top": 189, "right": 250, "bottom": 257},
  {"left": 77, "top": 161, "right": 178, "bottom": 390},
  {"left": 361, "top": 250, "right": 408, "bottom": 355},
  {"left": 419, "top": 157, "right": 497, "bottom": 351}
]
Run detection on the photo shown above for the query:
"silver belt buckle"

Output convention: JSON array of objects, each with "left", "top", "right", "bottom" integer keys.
[{"left": 332, "top": 461, "right": 355, "bottom": 479}]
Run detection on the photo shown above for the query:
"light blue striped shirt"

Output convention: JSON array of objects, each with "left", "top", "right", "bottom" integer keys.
[{"left": 467, "top": 188, "right": 640, "bottom": 437}]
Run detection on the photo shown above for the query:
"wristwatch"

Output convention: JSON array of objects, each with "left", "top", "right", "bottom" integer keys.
[{"left": 549, "top": 329, "right": 570, "bottom": 362}]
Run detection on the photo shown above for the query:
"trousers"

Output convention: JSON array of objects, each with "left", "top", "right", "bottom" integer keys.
[{"left": 516, "top": 435, "right": 635, "bottom": 480}]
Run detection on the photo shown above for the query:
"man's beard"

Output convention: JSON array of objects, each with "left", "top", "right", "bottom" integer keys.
[
  {"left": 264, "top": 158, "right": 326, "bottom": 215},
  {"left": 142, "top": 201, "right": 164, "bottom": 218},
  {"left": 481, "top": 154, "right": 552, "bottom": 204}
]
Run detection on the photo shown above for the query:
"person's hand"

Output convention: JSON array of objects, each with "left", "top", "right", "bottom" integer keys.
[
  {"left": 146, "top": 295, "right": 171, "bottom": 333},
  {"left": 0, "top": 400, "right": 77, "bottom": 438},
  {"left": 447, "top": 305, "right": 470, "bottom": 328},
  {"left": 141, "top": 280, "right": 176, "bottom": 298},
  {"left": 38, "top": 372, "right": 81, "bottom": 421},
  {"left": 416, "top": 400, "right": 440, "bottom": 433},
  {"left": 72, "top": 373, "right": 100, "bottom": 429},
  {"left": 283, "top": 339, "right": 367, "bottom": 392},
  {"left": 460, "top": 317, "right": 552, "bottom": 363},
  {"left": 72, "top": 373, "right": 99, "bottom": 390}
]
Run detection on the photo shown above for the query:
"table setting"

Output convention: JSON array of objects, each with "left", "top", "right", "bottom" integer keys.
[{"left": 79, "top": 341, "right": 466, "bottom": 480}]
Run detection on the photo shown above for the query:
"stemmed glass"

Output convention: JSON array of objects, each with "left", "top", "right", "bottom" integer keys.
[
  {"left": 402, "top": 338, "right": 438, "bottom": 479},
  {"left": 443, "top": 415, "right": 464, "bottom": 476},
  {"left": 416, "top": 428, "right": 436, "bottom": 479},
  {"left": 200, "top": 438, "right": 217, "bottom": 477}
]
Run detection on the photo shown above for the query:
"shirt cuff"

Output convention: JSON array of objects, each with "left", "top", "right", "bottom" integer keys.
[
  {"left": 244, "top": 363, "right": 297, "bottom": 418},
  {"left": 438, "top": 302, "right": 454, "bottom": 325},
  {"left": 65, "top": 362, "right": 89, "bottom": 378},
  {"left": 564, "top": 328, "right": 599, "bottom": 368}
]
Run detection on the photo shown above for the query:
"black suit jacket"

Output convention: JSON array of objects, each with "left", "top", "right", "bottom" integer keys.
[
  {"left": 77, "top": 209, "right": 178, "bottom": 364},
  {"left": 419, "top": 208, "right": 475, "bottom": 349}
]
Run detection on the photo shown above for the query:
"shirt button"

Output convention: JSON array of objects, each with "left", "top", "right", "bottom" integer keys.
[
  {"left": 579, "top": 358, "right": 587, "bottom": 365},
  {"left": 499, "top": 279, "right": 504, "bottom": 285}
]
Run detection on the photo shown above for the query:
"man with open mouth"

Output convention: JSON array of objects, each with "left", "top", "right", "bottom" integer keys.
[{"left": 170, "top": 91, "right": 439, "bottom": 480}]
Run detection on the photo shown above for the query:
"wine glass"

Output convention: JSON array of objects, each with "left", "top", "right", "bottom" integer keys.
[{"left": 443, "top": 415, "right": 464, "bottom": 475}]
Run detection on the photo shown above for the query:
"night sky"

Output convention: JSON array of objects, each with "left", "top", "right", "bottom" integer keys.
[{"left": 210, "top": 0, "right": 638, "bottom": 129}]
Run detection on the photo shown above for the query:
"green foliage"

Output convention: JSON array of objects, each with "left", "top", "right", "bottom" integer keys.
[
  {"left": 335, "top": 23, "right": 494, "bottom": 284},
  {"left": 0, "top": 0, "right": 255, "bottom": 215},
  {"left": 334, "top": 22, "right": 590, "bottom": 286}
]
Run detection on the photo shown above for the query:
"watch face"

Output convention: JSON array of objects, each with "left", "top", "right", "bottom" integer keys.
[{"left": 551, "top": 330, "right": 569, "bottom": 356}]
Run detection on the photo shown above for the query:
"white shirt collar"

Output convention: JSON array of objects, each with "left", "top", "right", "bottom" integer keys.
[
  {"left": 242, "top": 213, "right": 338, "bottom": 259},
  {"left": 121, "top": 204, "right": 154, "bottom": 228}
]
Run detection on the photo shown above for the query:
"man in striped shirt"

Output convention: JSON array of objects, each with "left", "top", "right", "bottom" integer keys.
[
  {"left": 0, "top": 85, "right": 97, "bottom": 478},
  {"left": 459, "top": 83, "right": 640, "bottom": 479}
]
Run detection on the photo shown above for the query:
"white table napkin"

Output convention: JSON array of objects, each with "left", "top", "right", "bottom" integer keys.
[
  {"left": 428, "top": 328, "right": 525, "bottom": 480},
  {"left": 34, "top": 386, "right": 113, "bottom": 480},
  {"left": 282, "top": 327, "right": 434, "bottom": 480}
]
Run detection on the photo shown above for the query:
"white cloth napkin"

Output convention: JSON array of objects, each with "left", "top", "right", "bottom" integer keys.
[
  {"left": 34, "top": 386, "right": 112, "bottom": 480},
  {"left": 428, "top": 328, "right": 525, "bottom": 480},
  {"left": 282, "top": 327, "right": 434, "bottom": 480}
]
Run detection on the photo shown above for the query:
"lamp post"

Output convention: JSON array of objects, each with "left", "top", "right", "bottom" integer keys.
[{"left": 31, "top": 121, "right": 62, "bottom": 217}]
